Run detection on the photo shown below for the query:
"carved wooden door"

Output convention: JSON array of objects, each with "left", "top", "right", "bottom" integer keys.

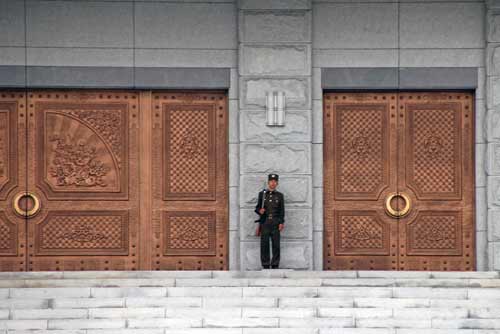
[
  {"left": 397, "top": 92, "right": 474, "bottom": 271},
  {"left": 150, "top": 92, "right": 228, "bottom": 270},
  {"left": 0, "top": 93, "right": 27, "bottom": 271},
  {"left": 26, "top": 91, "right": 140, "bottom": 271},
  {"left": 324, "top": 92, "right": 475, "bottom": 271},
  {"left": 323, "top": 93, "right": 399, "bottom": 270},
  {"left": 0, "top": 90, "right": 229, "bottom": 272}
]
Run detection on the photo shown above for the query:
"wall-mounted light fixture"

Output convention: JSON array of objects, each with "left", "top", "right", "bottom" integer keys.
[{"left": 265, "top": 91, "right": 286, "bottom": 126}]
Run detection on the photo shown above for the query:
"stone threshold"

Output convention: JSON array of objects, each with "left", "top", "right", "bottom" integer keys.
[{"left": 0, "top": 270, "right": 497, "bottom": 280}]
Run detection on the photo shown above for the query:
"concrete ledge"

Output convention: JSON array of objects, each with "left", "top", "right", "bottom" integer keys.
[
  {"left": 27, "top": 66, "right": 134, "bottom": 89},
  {"left": 0, "top": 66, "right": 230, "bottom": 89},
  {"left": 135, "top": 67, "right": 230, "bottom": 89},
  {"left": 322, "top": 67, "right": 478, "bottom": 90},
  {"left": 239, "top": 0, "right": 311, "bottom": 10},
  {"left": 399, "top": 67, "right": 478, "bottom": 90},
  {"left": 0, "top": 66, "right": 25, "bottom": 87},
  {"left": 321, "top": 67, "right": 398, "bottom": 90}
]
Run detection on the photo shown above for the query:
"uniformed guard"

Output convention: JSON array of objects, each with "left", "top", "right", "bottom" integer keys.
[{"left": 254, "top": 173, "right": 285, "bottom": 269}]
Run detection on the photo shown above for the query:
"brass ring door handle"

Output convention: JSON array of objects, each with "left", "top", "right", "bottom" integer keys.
[
  {"left": 385, "top": 192, "right": 411, "bottom": 218},
  {"left": 13, "top": 192, "right": 41, "bottom": 218}
]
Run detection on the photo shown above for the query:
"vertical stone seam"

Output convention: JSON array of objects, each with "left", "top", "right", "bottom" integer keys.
[
  {"left": 23, "top": 0, "right": 27, "bottom": 85},
  {"left": 132, "top": 0, "right": 135, "bottom": 86},
  {"left": 397, "top": 1, "right": 400, "bottom": 88}
]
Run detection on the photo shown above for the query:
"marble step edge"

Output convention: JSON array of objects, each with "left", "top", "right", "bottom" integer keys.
[
  {"left": 0, "top": 271, "right": 497, "bottom": 280},
  {"left": 0, "top": 280, "right": 500, "bottom": 288},
  {"left": 0, "top": 278, "right": 500, "bottom": 288},
  {"left": 1, "top": 317, "right": 500, "bottom": 329},
  {"left": 0, "top": 329, "right": 496, "bottom": 334},
  {"left": 4, "top": 307, "right": 500, "bottom": 319}
]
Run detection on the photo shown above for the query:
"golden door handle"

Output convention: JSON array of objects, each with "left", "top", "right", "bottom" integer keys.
[
  {"left": 385, "top": 192, "right": 411, "bottom": 218},
  {"left": 13, "top": 192, "right": 41, "bottom": 218}
]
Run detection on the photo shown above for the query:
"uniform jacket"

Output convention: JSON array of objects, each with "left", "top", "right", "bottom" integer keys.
[{"left": 254, "top": 189, "right": 285, "bottom": 225}]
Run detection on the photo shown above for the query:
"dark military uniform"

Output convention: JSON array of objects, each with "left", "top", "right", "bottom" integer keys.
[{"left": 254, "top": 174, "right": 285, "bottom": 269}]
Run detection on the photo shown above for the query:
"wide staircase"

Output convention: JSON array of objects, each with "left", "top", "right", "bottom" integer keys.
[{"left": 0, "top": 270, "right": 499, "bottom": 333}]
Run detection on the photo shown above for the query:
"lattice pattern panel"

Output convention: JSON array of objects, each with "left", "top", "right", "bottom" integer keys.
[
  {"left": 336, "top": 105, "right": 388, "bottom": 197},
  {"left": 407, "top": 105, "right": 460, "bottom": 197},
  {"left": 0, "top": 100, "right": 19, "bottom": 199},
  {"left": 0, "top": 112, "right": 8, "bottom": 186},
  {"left": 334, "top": 211, "right": 389, "bottom": 255},
  {"left": 164, "top": 105, "right": 215, "bottom": 200},
  {"left": 163, "top": 211, "right": 216, "bottom": 256},
  {"left": 36, "top": 211, "right": 128, "bottom": 255},
  {"left": 407, "top": 212, "right": 462, "bottom": 256},
  {"left": 0, "top": 213, "right": 16, "bottom": 254}
]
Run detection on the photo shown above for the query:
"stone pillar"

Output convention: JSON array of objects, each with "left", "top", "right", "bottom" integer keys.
[
  {"left": 486, "top": 0, "right": 500, "bottom": 270},
  {"left": 237, "top": 0, "right": 313, "bottom": 270}
]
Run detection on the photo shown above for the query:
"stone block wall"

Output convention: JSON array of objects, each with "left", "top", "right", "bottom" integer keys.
[
  {"left": 487, "top": 0, "right": 500, "bottom": 270},
  {"left": 238, "top": 0, "right": 314, "bottom": 270}
]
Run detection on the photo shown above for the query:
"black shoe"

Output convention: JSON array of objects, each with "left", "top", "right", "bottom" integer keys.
[
  {"left": 262, "top": 265, "right": 270, "bottom": 269},
  {"left": 271, "top": 265, "right": 279, "bottom": 269}
]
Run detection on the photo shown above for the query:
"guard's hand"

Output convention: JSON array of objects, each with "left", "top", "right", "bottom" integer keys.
[
  {"left": 278, "top": 224, "right": 284, "bottom": 231},
  {"left": 258, "top": 208, "right": 266, "bottom": 215}
]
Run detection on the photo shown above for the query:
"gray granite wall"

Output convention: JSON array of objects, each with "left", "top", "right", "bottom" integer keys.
[
  {"left": 237, "top": 0, "right": 314, "bottom": 270},
  {"left": 486, "top": 0, "right": 500, "bottom": 270}
]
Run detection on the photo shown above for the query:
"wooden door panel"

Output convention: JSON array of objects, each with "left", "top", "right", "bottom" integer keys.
[
  {"left": 35, "top": 100, "right": 129, "bottom": 199},
  {"left": 406, "top": 211, "right": 463, "bottom": 256},
  {"left": 324, "top": 93, "right": 398, "bottom": 270},
  {"left": 34, "top": 211, "right": 129, "bottom": 256},
  {"left": 162, "top": 211, "right": 216, "bottom": 256},
  {"left": 163, "top": 104, "right": 216, "bottom": 201},
  {"left": 27, "top": 91, "right": 139, "bottom": 271},
  {"left": 333, "top": 101, "right": 391, "bottom": 200},
  {"left": 152, "top": 92, "right": 228, "bottom": 270},
  {"left": 398, "top": 92, "right": 475, "bottom": 271},
  {"left": 333, "top": 210, "right": 391, "bottom": 256},
  {"left": 405, "top": 98, "right": 462, "bottom": 200},
  {"left": 0, "top": 93, "right": 26, "bottom": 271},
  {"left": 0, "top": 96, "right": 21, "bottom": 199}
]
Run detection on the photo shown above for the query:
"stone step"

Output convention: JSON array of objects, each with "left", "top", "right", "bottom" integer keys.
[
  {"left": 1, "top": 317, "right": 500, "bottom": 329},
  {"left": 3, "top": 330, "right": 500, "bottom": 334},
  {"left": 0, "top": 270, "right": 497, "bottom": 280},
  {"left": 5, "top": 307, "right": 500, "bottom": 320},
  {"left": 4, "top": 286, "right": 500, "bottom": 299},
  {"left": 0, "top": 278, "right": 499, "bottom": 288},
  {"left": 0, "top": 271, "right": 499, "bottom": 332}
]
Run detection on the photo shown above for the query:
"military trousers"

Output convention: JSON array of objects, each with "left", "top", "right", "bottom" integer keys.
[{"left": 260, "top": 221, "right": 280, "bottom": 268}]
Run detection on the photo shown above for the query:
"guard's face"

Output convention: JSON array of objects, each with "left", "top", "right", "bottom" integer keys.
[{"left": 268, "top": 179, "right": 278, "bottom": 190}]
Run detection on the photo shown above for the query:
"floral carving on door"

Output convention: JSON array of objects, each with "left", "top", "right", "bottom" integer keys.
[{"left": 48, "top": 134, "right": 110, "bottom": 187}]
